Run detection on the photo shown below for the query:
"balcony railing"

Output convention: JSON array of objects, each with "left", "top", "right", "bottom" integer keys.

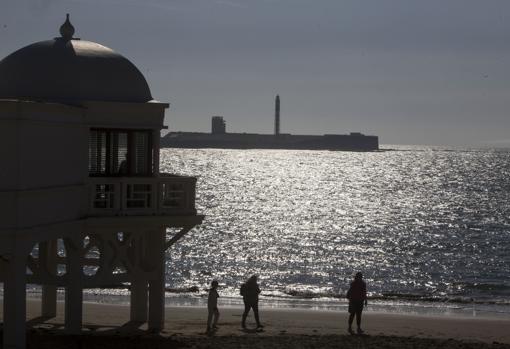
[{"left": 88, "top": 174, "right": 197, "bottom": 216}]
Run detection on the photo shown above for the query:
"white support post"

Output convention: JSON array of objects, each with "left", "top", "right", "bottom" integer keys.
[
  {"left": 152, "top": 129, "right": 160, "bottom": 177},
  {"left": 148, "top": 277, "right": 165, "bottom": 331},
  {"left": 3, "top": 253, "right": 27, "bottom": 349},
  {"left": 130, "top": 280, "right": 148, "bottom": 323},
  {"left": 64, "top": 239, "right": 83, "bottom": 334},
  {"left": 40, "top": 240, "right": 57, "bottom": 318},
  {"left": 148, "top": 228, "right": 165, "bottom": 331},
  {"left": 65, "top": 284, "right": 83, "bottom": 333}
]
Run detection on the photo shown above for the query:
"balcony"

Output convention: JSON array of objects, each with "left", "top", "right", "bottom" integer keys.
[{"left": 88, "top": 174, "right": 197, "bottom": 216}]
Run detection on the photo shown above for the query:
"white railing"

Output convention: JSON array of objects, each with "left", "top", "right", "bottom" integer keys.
[{"left": 88, "top": 174, "right": 197, "bottom": 216}]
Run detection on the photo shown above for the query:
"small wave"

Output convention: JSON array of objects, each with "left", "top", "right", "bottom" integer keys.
[
  {"left": 268, "top": 288, "right": 510, "bottom": 306},
  {"left": 283, "top": 289, "right": 339, "bottom": 299},
  {"left": 90, "top": 284, "right": 201, "bottom": 293},
  {"left": 460, "top": 282, "right": 510, "bottom": 292},
  {"left": 377, "top": 292, "right": 466, "bottom": 303},
  {"left": 165, "top": 286, "right": 200, "bottom": 293},
  {"left": 373, "top": 293, "right": 510, "bottom": 306}
]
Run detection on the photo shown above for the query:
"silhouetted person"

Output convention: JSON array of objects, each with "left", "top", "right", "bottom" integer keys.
[
  {"left": 346, "top": 272, "right": 367, "bottom": 334},
  {"left": 206, "top": 280, "right": 220, "bottom": 333},
  {"left": 240, "top": 275, "right": 263, "bottom": 329},
  {"left": 118, "top": 155, "right": 128, "bottom": 175}
]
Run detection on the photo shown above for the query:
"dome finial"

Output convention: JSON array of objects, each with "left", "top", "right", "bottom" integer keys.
[{"left": 59, "top": 13, "right": 75, "bottom": 40}]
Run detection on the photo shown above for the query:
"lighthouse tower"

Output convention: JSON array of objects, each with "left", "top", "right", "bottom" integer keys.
[
  {"left": 274, "top": 95, "right": 280, "bottom": 136},
  {"left": 0, "top": 16, "right": 203, "bottom": 348}
]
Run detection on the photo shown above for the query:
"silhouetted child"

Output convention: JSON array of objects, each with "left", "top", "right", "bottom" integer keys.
[
  {"left": 346, "top": 272, "right": 367, "bottom": 334},
  {"left": 206, "top": 280, "right": 220, "bottom": 333},
  {"left": 240, "top": 275, "right": 263, "bottom": 329}
]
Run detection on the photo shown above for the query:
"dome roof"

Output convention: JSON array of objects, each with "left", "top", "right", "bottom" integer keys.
[{"left": 0, "top": 17, "right": 152, "bottom": 103}]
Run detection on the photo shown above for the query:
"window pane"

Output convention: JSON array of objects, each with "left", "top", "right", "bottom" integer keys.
[
  {"left": 134, "top": 132, "right": 150, "bottom": 175},
  {"left": 88, "top": 130, "right": 106, "bottom": 175},
  {"left": 88, "top": 129, "right": 152, "bottom": 176},
  {"left": 113, "top": 132, "right": 128, "bottom": 175}
]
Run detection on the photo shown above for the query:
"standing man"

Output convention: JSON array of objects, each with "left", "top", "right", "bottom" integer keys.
[
  {"left": 206, "top": 280, "right": 220, "bottom": 334},
  {"left": 346, "top": 272, "right": 367, "bottom": 334},
  {"left": 240, "top": 275, "right": 263, "bottom": 329}
]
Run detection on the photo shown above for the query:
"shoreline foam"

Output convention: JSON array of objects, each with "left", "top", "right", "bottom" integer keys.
[{"left": 24, "top": 288, "right": 510, "bottom": 320}]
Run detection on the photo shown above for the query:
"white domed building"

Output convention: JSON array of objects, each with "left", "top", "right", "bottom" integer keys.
[{"left": 0, "top": 15, "right": 203, "bottom": 349}]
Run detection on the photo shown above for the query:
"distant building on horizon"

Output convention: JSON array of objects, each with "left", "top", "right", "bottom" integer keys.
[
  {"left": 274, "top": 94, "right": 280, "bottom": 136},
  {"left": 211, "top": 116, "right": 226, "bottom": 134},
  {"left": 163, "top": 95, "right": 378, "bottom": 151}
]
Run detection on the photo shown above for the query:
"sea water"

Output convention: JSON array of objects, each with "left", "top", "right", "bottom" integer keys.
[
  {"left": 157, "top": 145, "right": 509, "bottom": 317},
  {"left": 22, "top": 145, "right": 510, "bottom": 317}
]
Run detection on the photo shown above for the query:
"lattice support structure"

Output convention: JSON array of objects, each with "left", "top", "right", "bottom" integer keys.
[{"left": 0, "top": 215, "right": 203, "bottom": 348}]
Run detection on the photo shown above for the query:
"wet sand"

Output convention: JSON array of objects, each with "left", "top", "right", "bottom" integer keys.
[{"left": 3, "top": 300, "right": 510, "bottom": 348}]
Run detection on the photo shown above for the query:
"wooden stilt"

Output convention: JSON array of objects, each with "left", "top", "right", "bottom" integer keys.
[
  {"left": 64, "top": 238, "right": 83, "bottom": 333},
  {"left": 40, "top": 240, "right": 57, "bottom": 317},
  {"left": 3, "top": 254, "right": 27, "bottom": 349},
  {"left": 148, "top": 229, "right": 165, "bottom": 331},
  {"left": 130, "top": 280, "right": 148, "bottom": 322}
]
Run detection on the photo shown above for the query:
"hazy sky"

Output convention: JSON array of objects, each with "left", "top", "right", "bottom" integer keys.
[{"left": 1, "top": 0, "right": 510, "bottom": 146}]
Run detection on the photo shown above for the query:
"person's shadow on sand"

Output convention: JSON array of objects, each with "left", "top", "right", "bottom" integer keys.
[
  {"left": 349, "top": 331, "right": 369, "bottom": 337},
  {"left": 204, "top": 328, "right": 218, "bottom": 336},
  {"left": 240, "top": 327, "right": 264, "bottom": 334}
]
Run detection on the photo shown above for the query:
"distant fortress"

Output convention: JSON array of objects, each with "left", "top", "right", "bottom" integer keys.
[{"left": 161, "top": 95, "right": 379, "bottom": 151}]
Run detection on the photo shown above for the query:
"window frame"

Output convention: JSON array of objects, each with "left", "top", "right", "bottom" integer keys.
[{"left": 88, "top": 128, "right": 153, "bottom": 177}]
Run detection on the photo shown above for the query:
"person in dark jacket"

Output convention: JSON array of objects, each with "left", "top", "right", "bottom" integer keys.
[
  {"left": 346, "top": 272, "right": 367, "bottom": 334},
  {"left": 240, "top": 275, "right": 263, "bottom": 329},
  {"left": 206, "top": 280, "right": 220, "bottom": 334}
]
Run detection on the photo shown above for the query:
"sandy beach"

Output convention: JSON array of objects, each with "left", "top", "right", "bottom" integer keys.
[{"left": 1, "top": 299, "right": 509, "bottom": 348}]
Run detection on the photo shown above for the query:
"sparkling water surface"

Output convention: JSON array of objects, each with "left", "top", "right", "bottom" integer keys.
[{"left": 159, "top": 145, "right": 510, "bottom": 315}]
